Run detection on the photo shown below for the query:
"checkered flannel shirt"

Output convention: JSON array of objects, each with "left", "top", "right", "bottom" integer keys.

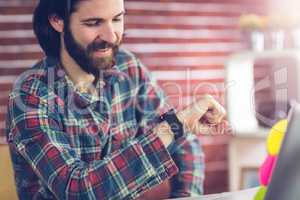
[{"left": 6, "top": 48, "right": 204, "bottom": 199}]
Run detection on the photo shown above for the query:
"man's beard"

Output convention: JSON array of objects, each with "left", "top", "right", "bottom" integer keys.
[{"left": 63, "top": 24, "right": 120, "bottom": 78}]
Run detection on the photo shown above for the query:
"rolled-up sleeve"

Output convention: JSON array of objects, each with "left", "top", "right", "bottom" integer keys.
[
  {"left": 7, "top": 91, "right": 178, "bottom": 200},
  {"left": 169, "top": 134, "right": 205, "bottom": 197},
  {"left": 133, "top": 60, "right": 205, "bottom": 197}
]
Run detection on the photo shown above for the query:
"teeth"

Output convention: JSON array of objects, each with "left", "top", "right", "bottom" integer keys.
[{"left": 96, "top": 48, "right": 109, "bottom": 52}]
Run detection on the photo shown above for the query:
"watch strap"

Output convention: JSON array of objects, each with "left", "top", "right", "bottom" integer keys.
[{"left": 158, "top": 109, "right": 184, "bottom": 140}]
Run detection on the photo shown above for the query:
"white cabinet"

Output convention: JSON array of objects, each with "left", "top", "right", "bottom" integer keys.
[
  {"left": 225, "top": 50, "right": 300, "bottom": 191},
  {"left": 228, "top": 135, "right": 267, "bottom": 191}
]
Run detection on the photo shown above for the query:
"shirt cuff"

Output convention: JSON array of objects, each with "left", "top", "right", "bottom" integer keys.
[{"left": 137, "top": 130, "right": 179, "bottom": 181}]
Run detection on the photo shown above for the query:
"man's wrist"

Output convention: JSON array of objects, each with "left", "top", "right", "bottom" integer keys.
[
  {"left": 176, "top": 111, "right": 185, "bottom": 126},
  {"left": 155, "top": 122, "right": 174, "bottom": 147},
  {"left": 159, "top": 109, "right": 185, "bottom": 140},
  {"left": 176, "top": 111, "right": 189, "bottom": 133}
]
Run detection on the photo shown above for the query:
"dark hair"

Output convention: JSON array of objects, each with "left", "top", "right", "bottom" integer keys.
[{"left": 33, "top": 0, "right": 81, "bottom": 58}]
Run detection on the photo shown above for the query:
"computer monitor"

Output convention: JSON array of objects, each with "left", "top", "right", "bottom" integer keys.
[
  {"left": 264, "top": 103, "right": 300, "bottom": 200},
  {"left": 226, "top": 50, "right": 300, "bottom": 136}
]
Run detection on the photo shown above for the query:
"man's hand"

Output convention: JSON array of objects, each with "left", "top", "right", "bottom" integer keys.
[
  {"left": 155, "top": 95, "right": 226, "bottom": 147},
  {"left": 177, "top": 95, "right": 226, "bottom": 135}
]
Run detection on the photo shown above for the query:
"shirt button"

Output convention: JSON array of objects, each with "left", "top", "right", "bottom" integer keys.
[
  {"left": 87, "top": 124, "right": 99, "bottom": 135},
  {"left": 57, "top": 69, "right": 65, "bottom": 77},
  {"left": 99, "top": 81, "right": 106, "bottom": 88}
]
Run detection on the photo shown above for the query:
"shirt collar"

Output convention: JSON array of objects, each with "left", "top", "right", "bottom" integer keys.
[
  {"left": 43, "top": 56, "right": 126, "bottom": 108},
  {"left": 42, "top": 56, "right": 100, "bottom": 107}
]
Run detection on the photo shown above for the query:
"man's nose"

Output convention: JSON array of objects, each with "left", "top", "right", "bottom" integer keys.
[{"left": 100, "top": 22, "right": 117, "bottom": 44}]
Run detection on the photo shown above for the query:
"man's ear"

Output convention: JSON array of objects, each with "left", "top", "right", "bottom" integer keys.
[{"left": 49, "top": 15, "right": 64, "bottom": 33}]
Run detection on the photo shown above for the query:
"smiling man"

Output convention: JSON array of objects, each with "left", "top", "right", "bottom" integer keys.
[{"left": 6, "top": 0, "right": 226, "bottom": 199}]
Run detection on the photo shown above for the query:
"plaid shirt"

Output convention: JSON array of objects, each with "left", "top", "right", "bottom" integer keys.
[{"left": 6, "top": 48, "right": 204, "bottom": 200}]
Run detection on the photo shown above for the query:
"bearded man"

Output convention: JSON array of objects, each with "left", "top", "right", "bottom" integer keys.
[{"left": 6, "top": 0, "right": 226, "bottom": 199}]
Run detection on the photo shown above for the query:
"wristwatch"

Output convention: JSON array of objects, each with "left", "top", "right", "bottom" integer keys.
[{"left": 158, "top": 109, "right": 185, "bottom": 140}]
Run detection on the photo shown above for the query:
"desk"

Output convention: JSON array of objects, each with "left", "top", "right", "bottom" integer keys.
[{"left": 171, "top": 187, "right": 259, "bottom": 200}]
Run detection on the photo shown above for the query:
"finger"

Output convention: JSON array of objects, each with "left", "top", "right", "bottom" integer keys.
[
  {"left": 213, "top": 120, "right": 232, "bottom": 135},
  {"left": 202, "top": 111, "right": 224, "bottom": 124},
  {"left": 206, "top": 100, "right": 226, "bottom": 116},
  {"left": 193, "top": 119, "right": 230, "bottom": 135},
  {"left": 193, "top": 101, "right": 209, "bottom": 115},
  {"left": 213, "top": 121, "right": 226, "bottom": 135},
  {"left": 191, "top": 122, "right": 215, "bottom": 135}
]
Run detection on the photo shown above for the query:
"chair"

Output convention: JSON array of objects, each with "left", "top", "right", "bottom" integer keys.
[{"left": 0, "top": 144, "right": 18, "bottom": 200}]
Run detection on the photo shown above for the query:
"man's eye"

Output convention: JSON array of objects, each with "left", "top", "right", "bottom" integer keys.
[
  {"left": 113, "top": 18, "right": 122, "bottom": 22},
  {"left": 84, "top": 21, "right": 101, "bottom": 27}
]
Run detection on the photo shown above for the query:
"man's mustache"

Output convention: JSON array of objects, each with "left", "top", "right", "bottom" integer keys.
[
  {"left": 86, "top": 33, "right": 126, "bottom": 52},
  {"left": 89, "top": 41, "right": 118, "bottom": 51}
]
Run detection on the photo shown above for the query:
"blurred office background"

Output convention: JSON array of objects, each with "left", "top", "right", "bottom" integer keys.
[{"left": 1, "top": 0, "right": 300, "bottom": 199}]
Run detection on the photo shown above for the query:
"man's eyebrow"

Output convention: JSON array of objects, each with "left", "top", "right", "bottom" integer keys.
[
  {"left": 114, "top": 11, "right": 125, "bottom": 18},
  {"left": 80, "top": 11, "right": 125, "bottom": 23}
]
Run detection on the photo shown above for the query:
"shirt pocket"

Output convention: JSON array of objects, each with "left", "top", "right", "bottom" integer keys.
[
  {"left": 111, "top": 120, "right": 138, "bottom": 148},
  {"left": 77, "top": 124, "right": 103, "bottom": 162}
]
